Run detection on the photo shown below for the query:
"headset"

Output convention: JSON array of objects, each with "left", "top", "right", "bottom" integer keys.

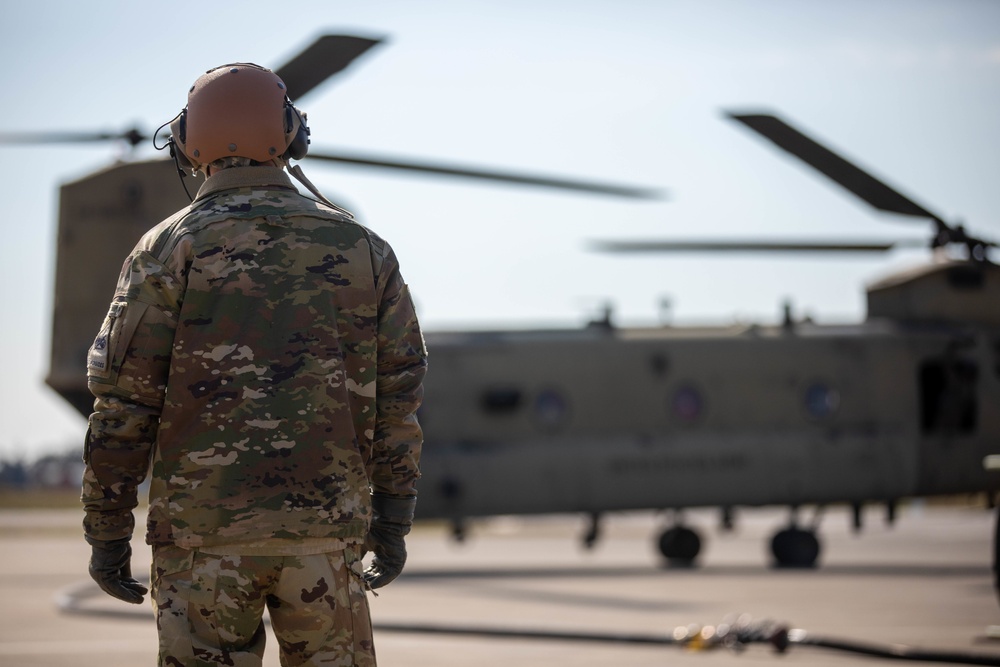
[{"left": 158, "top": 63, "right": 310, "bottom": 174}]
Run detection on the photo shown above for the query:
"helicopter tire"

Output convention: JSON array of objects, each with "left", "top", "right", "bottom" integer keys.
[
  {"left": 770, "top": 527, "right": 820, "bottom": 568},
  {"left": 657, "top": 526, "right": 701, "bottom": 567}
]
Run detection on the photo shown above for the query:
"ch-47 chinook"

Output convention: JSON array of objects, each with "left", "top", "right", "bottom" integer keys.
[{"left": 412, "top": 111, "right": 999, "bottom": 569}]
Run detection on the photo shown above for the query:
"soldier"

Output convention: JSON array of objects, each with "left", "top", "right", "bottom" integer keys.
[{"left": 81, "top": 63, "right": 427, "bottom": 666}]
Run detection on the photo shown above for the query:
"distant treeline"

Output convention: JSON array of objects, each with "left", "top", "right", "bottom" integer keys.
[{"left": 0, "top": 449, "right": 84, "bottom": 489}]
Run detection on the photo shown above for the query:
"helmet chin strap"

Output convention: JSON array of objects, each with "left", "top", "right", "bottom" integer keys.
[{"left": 285, "top": 162, "right": 354, "bottom": 219}]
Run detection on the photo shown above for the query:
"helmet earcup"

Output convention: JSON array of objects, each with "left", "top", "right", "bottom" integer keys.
[
  {"left": 168, "top": 109, "right": 195, "bottom": 170},
  {"left": 283, "top": 104, "right": 310, "bottom": 161}
]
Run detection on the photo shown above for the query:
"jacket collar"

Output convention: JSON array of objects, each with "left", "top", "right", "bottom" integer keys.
[{"left": 193, "top": 166, "right": 296, "bottom": 202}]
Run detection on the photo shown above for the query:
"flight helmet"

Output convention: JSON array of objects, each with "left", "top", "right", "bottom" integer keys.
[{"left": 169, "top": 63, "right": 309, "bottom": 172}]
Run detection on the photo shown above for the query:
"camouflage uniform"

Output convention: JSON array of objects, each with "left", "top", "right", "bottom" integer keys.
[{"left": 82, "top": 166, "right": 426, "bottom": 665}]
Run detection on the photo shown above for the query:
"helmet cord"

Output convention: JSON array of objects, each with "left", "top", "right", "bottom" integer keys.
[
  {"left": 287, "top": 163, "right": 353, "bottom": 218},
  {"left": 153, "top": 116, "right": 194, "bottom": 202}
]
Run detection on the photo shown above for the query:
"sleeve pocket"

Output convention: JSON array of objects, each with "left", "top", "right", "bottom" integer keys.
[{"left": 87, "top": 298, "right": 150, "bottom": 383}]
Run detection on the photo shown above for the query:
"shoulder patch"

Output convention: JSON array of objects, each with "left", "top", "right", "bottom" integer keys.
[{"left": 87, "top": 302, "right": 126, "bottom": 379}]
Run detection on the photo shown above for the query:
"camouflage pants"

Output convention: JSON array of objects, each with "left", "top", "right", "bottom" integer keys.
[{"left": 151, "top": 545, "right": 375, "bottom": 667}]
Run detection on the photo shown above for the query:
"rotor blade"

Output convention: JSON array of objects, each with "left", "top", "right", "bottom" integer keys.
[
  {"left": 0, "top": 128, "right": 147, "bottom": 146},
  {"left": 589, "top": 238, "right": 929, "bottom": 253},
  {"left": 727, "top": 112, "right": 943, "bottom": 223},
  {"left": 275, "top": 34, "right": 382, "bottom": 101},
  {"left": 306, "top": 148, "right": 664, "bottom": 199}
]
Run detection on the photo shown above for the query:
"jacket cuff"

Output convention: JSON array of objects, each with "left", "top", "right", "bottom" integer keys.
[
  {"left": 371, "top": 493, "right": 417, "bottom": 523},
  {"left": 83, "top": 509, "right": 135, "bottom": 543}
]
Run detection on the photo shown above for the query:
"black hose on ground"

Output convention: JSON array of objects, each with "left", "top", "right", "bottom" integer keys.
[{"left": 374, "top": 617, "right": 1000, "bottom": 665}]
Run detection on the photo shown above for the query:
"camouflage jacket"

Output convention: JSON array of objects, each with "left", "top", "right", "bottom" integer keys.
[{"left": 82, "top": 166, "right": 426, "bottom": 547}]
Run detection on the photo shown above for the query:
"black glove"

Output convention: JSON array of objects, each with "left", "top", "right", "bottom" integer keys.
[
  {"left": 86, "top": 536, "right": 148, "bottom": 604},
  {"left": 363, "top": 494, "right": 416, "bottom": 590}
]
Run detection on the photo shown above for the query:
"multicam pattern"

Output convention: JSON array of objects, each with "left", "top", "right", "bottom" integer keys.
[
  {"left": 152, "top": 544, "right": 375, "bottom": 666},
  {"left": 82, "top": 166, "right": 426, "bottom": 547}
]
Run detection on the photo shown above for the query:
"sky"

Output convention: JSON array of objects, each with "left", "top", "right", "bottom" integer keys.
[{"left": 0, "top": 0, "right": 998, "bottom": 461}]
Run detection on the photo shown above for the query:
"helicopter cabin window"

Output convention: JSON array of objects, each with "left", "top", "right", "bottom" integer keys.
[
  {"left": 480, "top": 387, "right": 523, "bottom": 415},
  {"left": 919, "top": 358, "right": 978, "bottom": 435},
  {"left": 804, "top": 383, "right": 840, "bottom": 419},
  {"left": 671, "top": 385, "right": 704, "bottom": 423},
  {"left": 534, "top": 389, "right": 570, "bottom": 431}
]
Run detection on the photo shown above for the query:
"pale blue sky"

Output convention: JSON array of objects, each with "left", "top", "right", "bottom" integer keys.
[{"left": 1, "top": 0, "right": 998, "bottom": 460}]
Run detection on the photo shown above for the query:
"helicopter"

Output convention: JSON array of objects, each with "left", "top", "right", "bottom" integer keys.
[
  {"left": 4, "top": 35, "right": 997, "bottom": 570},
  {"left": 411, "top": 112, "right": 999, "bottom": 568}
]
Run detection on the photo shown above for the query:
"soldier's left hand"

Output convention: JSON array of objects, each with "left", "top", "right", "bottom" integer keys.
[{"left": 363, "top": 519, "right": 409, "bottom": 589}]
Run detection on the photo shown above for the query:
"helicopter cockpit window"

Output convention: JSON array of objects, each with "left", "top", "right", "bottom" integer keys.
[
  {"left": 804, "top": 383, "right": 840, "bottom": 419},
  {"left": 671, "top": 385, "right": 704, "bottom": 422},
  {"left": 945, "top": 265, "right": 985, "bottom": 290},
  {"left": 919, "top": 358, "right": 978, "bottom": 435},
  {"left": 480, "top": 387, "right": 523, "bottom": 414},
  {"left": 534, "top": 389, "right": 570, "bottom": 430}
]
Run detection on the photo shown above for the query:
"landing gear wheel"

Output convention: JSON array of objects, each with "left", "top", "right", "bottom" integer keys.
[
  {"left": 658, "top": 526, "right": 701, "bottom": 567},
  {"left": 770, "top": 527, "right": 820, "bottom": 568}
]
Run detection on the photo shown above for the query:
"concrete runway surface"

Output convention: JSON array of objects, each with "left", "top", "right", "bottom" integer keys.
[{"left": 1, "top": 502, "right": 999, "bottom": 666}]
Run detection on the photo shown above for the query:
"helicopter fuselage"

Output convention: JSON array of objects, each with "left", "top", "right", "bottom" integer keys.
[{"left": 416, "top": 296, "right": 998, "bottom": 523}]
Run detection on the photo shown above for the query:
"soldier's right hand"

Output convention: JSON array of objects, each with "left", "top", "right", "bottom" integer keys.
[{"left": 86, "top": 536, "right": 148, "bottom": 604}]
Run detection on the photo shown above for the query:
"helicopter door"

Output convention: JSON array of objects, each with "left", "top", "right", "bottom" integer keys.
[
  {"left": 914, "top": 347, "right": 995, "bottom": 497},
  {"left": 919, "top": 355, "right": 978, "bottom": 435}
]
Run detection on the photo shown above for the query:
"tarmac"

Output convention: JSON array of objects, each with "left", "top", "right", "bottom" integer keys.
[{"left": 1, "top": 502, "right": 998, "bottom": 667}]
